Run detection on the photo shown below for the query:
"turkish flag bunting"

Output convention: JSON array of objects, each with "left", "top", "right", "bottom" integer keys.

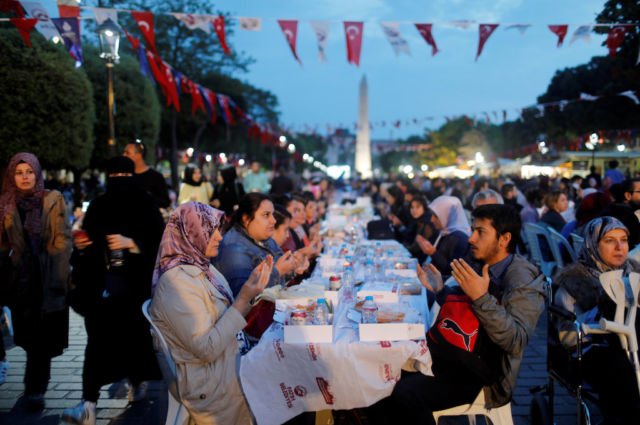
[
  {"left": 415, "top": 23, "right": 439, "bottom": 56},
  {"left": 476, "top": 24, "right": 498, "bottom": 61},
  {"left": 217, "top": 95, "right": 236, "bottom": 126},
  {"left": 199, "top": 87, "right": 218, "bottom": 124},
  {"left": 58, "top": 5, "right": 80, "bottom": 18},
  {"left": 277, "top": 20, "right": 301, "bottom": 64},
  {"left": 131, "top": 11, "right": 157, "bottom": 54},
  {"left": 606, "top": 26, "right": 627, "bottom": 57},
  {"left": 548, "top": 25, "right": 568, "bottom": 47},
  {"left": 145, "top": 51, "right": 166, "bottom": 89},
  {"left": 344, "top": 21, "right": 364, "bottom": 66},
  {"left": 189, "top": 81, "right": 206, "bottom": 116},
  {"left": 124, "top": 29, "right": 140, "bottom": 50},
  {"left": 10, "top": 18, "right": 37, "bottom": 47},
  {"left": 212, "top": 15, "right": 231, "bottom": 55},
  {"left": 160, "top": 61, "right": 180, "bottom": 111}
]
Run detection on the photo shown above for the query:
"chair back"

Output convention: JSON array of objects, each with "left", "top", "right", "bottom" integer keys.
[
  {"left": 547, "top": 227, "right": 577, "bottom": 267},
  {"left": 523, "top": 223, "right": 557, "bottom": 278},
  {"left": 142, "top": 300, "right": 180, "bottom": 402},
  {"left": 570, "top": 233, "right": 585, "bottom": 256}
]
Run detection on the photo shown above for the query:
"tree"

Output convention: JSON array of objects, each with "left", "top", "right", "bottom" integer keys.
[
  {"left": 0, "top": 28, "right": 94, "bottom": 169},
  {"left": 82, "top": 45, "right": 161, "bottom": 165}
]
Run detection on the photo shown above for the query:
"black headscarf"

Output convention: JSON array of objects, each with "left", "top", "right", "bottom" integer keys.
[{"left": 183, "top": 164, "right": 202, "bottom": 187}]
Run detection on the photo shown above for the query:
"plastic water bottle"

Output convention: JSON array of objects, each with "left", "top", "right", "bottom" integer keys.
[
  {"left": 342, "top": 266, "right": 355, "bottom": 302},
  {"left": 364, "top": 259, "right": 374, "bottom": 277},
  {"left": 313, "top": 298, "right": 330, "bottom": 325},
  {"left": 362, "top": 296, "right": 378, "bottom": 324}
]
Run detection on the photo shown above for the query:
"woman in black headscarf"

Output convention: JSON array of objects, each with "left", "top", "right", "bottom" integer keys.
[
  {"left": 554, "top": 216, "right": 640, "bottom": 424},
  {"left": 211, "top": 166, "right": 246, "bottom": 216},
  {"left": 0, "top": 152, "right": 71, "bottom": 411},
  {"left": 62, "top": 157, "right": 165, "bottom": 425},
  {"left": 177, "top": 163, "right": 213, "bottom": 205}
]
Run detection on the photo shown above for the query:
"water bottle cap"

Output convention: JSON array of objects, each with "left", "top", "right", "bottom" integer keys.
[
  {"left": 365, "top": 296, "right": 374, "bottom": 301},
  {"left": 317, "top": 298, "right": 326, "bottom": 304}
]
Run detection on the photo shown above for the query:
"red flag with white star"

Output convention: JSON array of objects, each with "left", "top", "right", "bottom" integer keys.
[
  {"left": 278, "top": 20, "right": 301, "bottom": 64},
  {"left": 548, "top": 25, "right": 568, "bottom": 47},
  {"left": 415, "top": 23, "right": 439, "bottom": 56},
  {"left": 131, "top": 11, "right": 156, "bottom": 54},
  {"left": 344, "top": 21, "right": 364, "bottom": 66},
  {"left": 212, "top": 15, "right": 231, "bottom": 55},
  {"left": 606, "top": 26, "right": 627, "bottom": 57},
  {"left": 476, "top": 24, "right": 498, "bottom": 61}
]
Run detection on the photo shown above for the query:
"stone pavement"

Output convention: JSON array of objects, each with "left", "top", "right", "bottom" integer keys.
[{"left": 0, "top": 310, "right": 592, "bottom": 425}]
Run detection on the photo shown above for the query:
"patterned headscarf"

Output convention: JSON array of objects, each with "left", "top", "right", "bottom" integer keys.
[
  {"left": 0, "top": 153, "right": 45, "bottom": 252},
  {"left": 429, "top": 195, "right": 471, "bottom": 236},
  {"left": 152, "top": 202, "right": 232, "bottom": 303},
  {"left": 579, "top": 216, "right": 633, "bottom": 278}
]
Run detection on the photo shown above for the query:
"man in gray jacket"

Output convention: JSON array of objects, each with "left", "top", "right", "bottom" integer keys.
[{"left": 372, "top": 204, "right": 545, "bottom": 423}]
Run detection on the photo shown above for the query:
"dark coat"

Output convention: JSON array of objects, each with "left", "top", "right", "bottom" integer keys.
[
  {"left": 71, "top": 179, "right": 165, "bottom": 385},
  {"left": 0, "top": 190, "right": 71, "bottom": 356}
]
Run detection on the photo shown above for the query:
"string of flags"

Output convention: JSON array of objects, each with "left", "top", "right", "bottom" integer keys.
[{"left": 2, "top": 0, "right": 639, "bottom": 67}]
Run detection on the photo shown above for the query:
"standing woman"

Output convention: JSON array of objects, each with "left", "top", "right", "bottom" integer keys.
[
  {"left": 0, "top": 153, "right": 71, "bottom": 411},
  {"left": 178, "top": 164, "right": 213, "bottom": 205},
  {"left": 62, "top": 157, "right": 165, "bottom": 425}
]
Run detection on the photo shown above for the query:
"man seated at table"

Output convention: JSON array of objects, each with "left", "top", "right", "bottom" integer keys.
[{"left": 370, "top": 204, "right": 545, "bottom": 424}]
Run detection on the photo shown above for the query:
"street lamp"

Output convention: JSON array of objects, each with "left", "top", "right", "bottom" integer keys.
[
  {"left": 97, "top": 18, "right": 121, "bottom": 156},
  {"left": 586, "top": 133, "right": 598, "bottom": 167}
]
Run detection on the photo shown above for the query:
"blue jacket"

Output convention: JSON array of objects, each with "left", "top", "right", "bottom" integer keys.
[{"left": 213, "top": 226, "right": 284, "bottom": 296}]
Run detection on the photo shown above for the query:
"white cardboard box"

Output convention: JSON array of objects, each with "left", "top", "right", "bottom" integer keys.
[
  {"left": 284, "top": 324, "right": 334, "bottom": 344},
  {"left": 357, "top": 282, "right": 399, "bottom": 303},
  {"left": 359, "top": 323, "right": 425, "bottom": 342}
]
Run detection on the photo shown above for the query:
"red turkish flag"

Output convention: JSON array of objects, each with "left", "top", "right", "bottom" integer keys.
[
  {"left": 277, "top": 20, "right": 301, "bottom": 64},
  {"left": 344, "top": 21, "right": 364, "bottom": 66},
  {"left": 476, "top": 24, "right": 498, "bottom": 61},
  {"left": 189, "top": 81, "right": 206, "bottom": 116},
  {"left": 548, "top": 25, "right": 568, "bottom": 47},
  {"left": 606, "top": 26, "right": 627, "bottom": 57},
  {"left": 10, "top": 18, "right": 38, "bottom": 47},
  {"left": 131, "top": 11, "right": 157, "bottom": 54},
  {"left": 124, "top": 29, "right": 140, "bottom": 50},
  {"left": 212, "top": 15, "right": 231, "bottom": 55},
  {"left": 414, "top": 23, "right": 439, "bottom": 56},
  {"left": 145, "top": 50, "right": 166, "bottom": 88},
  {"left": 160, "top": 61, "right": 180, "bottom": 111},
  {"left": 58, "top": 5, "right": 80, "bottom": 18}
]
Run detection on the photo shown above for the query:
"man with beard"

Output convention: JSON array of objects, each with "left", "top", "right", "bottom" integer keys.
[{"left": 369, "top": 204, "right": 545, "bottom": 424}]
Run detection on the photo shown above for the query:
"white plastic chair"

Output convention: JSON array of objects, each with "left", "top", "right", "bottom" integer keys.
[
  {"left": 432, "top": 390, "right": 514, "bottom": 425},
  {"left": 523, "top": 223, "right": 557, "bottom": 278},
  {"left": 547, "top": 227, "right": 577, "bottom": 268},
  {"left": 570, "top": 233, "right": 584, "bottom": 255},
  {"left": 141, "top": 300, "right": 191, "bottom": 425}
]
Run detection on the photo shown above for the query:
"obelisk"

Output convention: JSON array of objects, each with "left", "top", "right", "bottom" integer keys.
[{"left": 355, "top": 75, "right": 372, "bottom": 179}]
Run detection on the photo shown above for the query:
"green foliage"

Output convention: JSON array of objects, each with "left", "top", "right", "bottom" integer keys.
[
  {"left": 0, "top": 27, "right": 95, "bottom": 169},
  {"left": 82, "top": 45, "right": 161, "bottom": 164}
]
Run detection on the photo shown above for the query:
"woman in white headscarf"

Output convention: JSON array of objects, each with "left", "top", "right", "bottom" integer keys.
[{"left": 416, "top": 196, "right": 470, "bottom": 278}]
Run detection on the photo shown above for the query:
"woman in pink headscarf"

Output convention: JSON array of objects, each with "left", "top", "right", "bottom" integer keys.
[
  {"left": 0, "top": 152, "right": 71, "bottom": 411},
  {"left": 150, "top": 202, "right": 272, "bottom": 425}
]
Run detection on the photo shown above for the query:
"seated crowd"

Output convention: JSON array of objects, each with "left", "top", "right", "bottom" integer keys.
[{"left": 1, "top": 151, "right": 640, "bottom": 424}]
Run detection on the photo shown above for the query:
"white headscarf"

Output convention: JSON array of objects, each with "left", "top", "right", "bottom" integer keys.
[{"left": 429, "top": 196, "right": 471, "bottom": 236}]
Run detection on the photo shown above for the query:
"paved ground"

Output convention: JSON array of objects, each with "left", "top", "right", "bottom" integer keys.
[{"left": 0, "top": 310, "right": 594, "bottom": 425}]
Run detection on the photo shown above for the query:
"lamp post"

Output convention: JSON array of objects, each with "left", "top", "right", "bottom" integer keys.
[
  {"left": 586, "top": 132, "right": 598, "bottom": 168},
  {"left": 97, "top": 19, "right": 121, "bottom": 157}
]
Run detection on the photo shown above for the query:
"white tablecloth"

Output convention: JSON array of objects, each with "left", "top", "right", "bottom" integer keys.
[{"left": 239, "top": 293, "right": 432, "bottom": 425}]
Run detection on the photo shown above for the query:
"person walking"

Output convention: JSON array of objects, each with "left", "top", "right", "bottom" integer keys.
[
  {"left": 62, "top": 157, "right": 165, "bottom": 425},
  {"left": 0, "top": 152, "right": 72, "bottom": 411}
]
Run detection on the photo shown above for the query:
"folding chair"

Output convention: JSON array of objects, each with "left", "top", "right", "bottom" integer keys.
[
  {"left": 547, "top": 227, "right": 577, "bottom": 268},
  {"left": 432, "top": 390, "right": 514, "bottom": 425},
  {"left": 141, "top": 300, "right": 191, "bottom": 425},
  {"left": 523, "top": 223, "right": 558, "bottom": 278},
  {"left": 570, "top": 233, "right": 584, "bottom": 255}
]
